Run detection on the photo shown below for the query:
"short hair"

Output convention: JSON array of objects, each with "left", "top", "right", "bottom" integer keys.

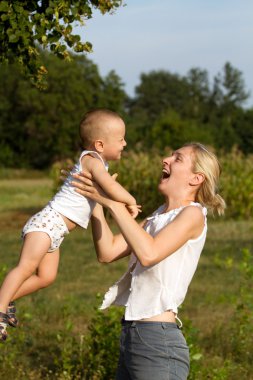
[
  {"left": 184, "top": 142, "right": 226, "bottom": 215},
  {"left": 79, "top": 109, "right": 122, "bottom": 147}
]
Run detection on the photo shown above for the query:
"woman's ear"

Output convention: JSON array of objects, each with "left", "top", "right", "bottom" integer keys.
[
  {"left": 190, "top": 173, "right": 205, "bottom": 186},
  {"left": 94, "top": 140, "right": 104, "bottom": 153}
]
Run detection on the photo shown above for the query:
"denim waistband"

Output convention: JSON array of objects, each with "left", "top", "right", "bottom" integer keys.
[{"left": 121, "top": 317, "right": 180, "bottom": 329}]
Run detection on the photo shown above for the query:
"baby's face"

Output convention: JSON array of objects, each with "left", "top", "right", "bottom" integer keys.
[{"left": 102, "top": 118, "right": 127, "bottom": 161}]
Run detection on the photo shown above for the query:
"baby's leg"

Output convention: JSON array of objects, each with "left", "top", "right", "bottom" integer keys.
[
  {"left": 11, "top": 249, "right": 60, "bottom": 300},
  {"left": 0, "top": 231, "right": 51, "bottom": 314}
]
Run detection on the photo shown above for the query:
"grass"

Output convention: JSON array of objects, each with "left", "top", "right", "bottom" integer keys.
[{"left": 0, "top": 175, "right": 253, "bottom": 378}]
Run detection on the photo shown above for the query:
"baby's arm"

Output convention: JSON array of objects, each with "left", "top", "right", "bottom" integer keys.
[{"left": 81, "top": 155, "right": 137, "bottom": 207}]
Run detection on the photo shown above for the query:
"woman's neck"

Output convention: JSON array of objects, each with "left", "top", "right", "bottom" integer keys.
[{"left": 163, "top": 197, "right": 196, "bottom": 213}]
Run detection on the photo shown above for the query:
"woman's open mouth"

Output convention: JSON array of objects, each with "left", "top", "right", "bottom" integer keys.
[{"left": 161, "top": 169, "right": 170, "bottom": 180}]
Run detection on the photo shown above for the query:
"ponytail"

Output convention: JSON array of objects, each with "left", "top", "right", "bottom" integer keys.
[{"left": 184, "top": 142, "right": 226, "bottom": 215}]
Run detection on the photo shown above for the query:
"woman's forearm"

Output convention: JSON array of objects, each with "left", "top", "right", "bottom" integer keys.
[
  {"left": 91, "top": 204, "right": 114, "bottom": 262},
  {"left": 71, "top": 170, "right": 200, "bottom": 267},
  {"left": 107, "top": 201, "right": 155, "bottom": 266},
  {"left": 91, "top": 204, "right": 131, "bottom": 263},
  {"left": 71, "top": 171, "right": 154, "bottom": 263},
  {"left": 107, "top": 201, "right": 204, "bottom": 267}
]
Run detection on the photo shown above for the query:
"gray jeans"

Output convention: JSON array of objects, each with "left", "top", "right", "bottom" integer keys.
[{"left": 116, "top": 319, "right": 190, "bottom": 380}]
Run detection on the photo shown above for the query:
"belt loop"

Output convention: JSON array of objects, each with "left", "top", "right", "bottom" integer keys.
[
  {"left": 175, "top": 315, "right": 183, "bottom": 329},
  {"left": 131, "top": 321, "right": 136, "bottom": 327}
]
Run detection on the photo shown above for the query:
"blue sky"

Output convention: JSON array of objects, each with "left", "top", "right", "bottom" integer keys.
[{"left": 75, "top": 0, "right": 253, "bottom": 107}]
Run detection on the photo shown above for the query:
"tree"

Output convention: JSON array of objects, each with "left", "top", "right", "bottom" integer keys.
[
  {"left": 184, "top": 68, "right": 210, "bottom": 119},
  {"left": 233, "top": 109, "right": 253, "bottom": 154},
  {"left": 0, "top": 0, "right": 122, "bottom": 87},
  {"left": 0, "top": 52, "right": 127, "bottom": 168},
  {"left": 208, "top": 62, "right": 250, "bottom": 150},
  {"left": 149, "top": 111, "right": 214, "bottom": 150},
  {"left": 127, "top": 70, "right": 190, "bottom": 147},
  {"left": 130, "top": 70, "right": 189, "bottom": 123},
  {"left": 211, "top": 62, "right": 249, "bottom": 107},
  {"left": 100, "top": 70, "right": 127, "bottom": 114}
]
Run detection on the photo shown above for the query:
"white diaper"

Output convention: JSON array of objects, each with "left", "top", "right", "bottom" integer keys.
[{"left": 22, "top": 205, "right": 69, "bottom": 252}]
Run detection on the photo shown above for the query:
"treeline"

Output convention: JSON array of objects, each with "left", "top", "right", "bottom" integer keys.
[{"left": 0, "top": 51, "right": 252, "bottom": 169}]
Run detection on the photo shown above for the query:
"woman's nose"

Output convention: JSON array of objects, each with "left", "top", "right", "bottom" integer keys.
[{"left": 163, "top": 156, "right": 171, "bottom": 165}]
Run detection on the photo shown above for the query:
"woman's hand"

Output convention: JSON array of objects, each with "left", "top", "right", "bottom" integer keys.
[
  {"left": 71, "top": 171, "right": 114, "bottom": 209},
  {"left": 71, "top": 172, "right": 142, "bottom": 218}
]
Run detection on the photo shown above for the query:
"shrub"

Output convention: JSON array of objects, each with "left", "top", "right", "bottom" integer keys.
[
  {"left": 110, "top": 148, "right": 253, "bottom": 219},
  {"left": 82, "top": 305, "right": 123, "bottom": 380},
  {"left": 49, "top": 147, "right": 253, "bottom": 219}
]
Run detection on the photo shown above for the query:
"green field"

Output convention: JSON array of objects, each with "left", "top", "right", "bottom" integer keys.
[{"left": 0, "top": 176, "right": 252, "bottom": 379}]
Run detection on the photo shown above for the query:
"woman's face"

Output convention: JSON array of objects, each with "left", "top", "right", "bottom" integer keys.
[{"left": 158, "top": 146, "right": 196, "bottom": 196}]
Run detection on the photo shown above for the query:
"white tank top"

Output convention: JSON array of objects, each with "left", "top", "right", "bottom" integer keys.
[
  {"left": 100, "top": 202, "right": 207, "bottom": 320},
  {"left": 49, "top": 150, "right": 108, "bottom": 228}
]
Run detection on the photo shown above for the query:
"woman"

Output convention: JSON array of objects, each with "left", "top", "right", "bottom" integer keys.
[{"left": 72, "top": 142, "right": 225, "bottom": 380}]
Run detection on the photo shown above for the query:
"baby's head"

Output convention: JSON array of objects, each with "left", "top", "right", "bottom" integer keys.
[{"left": 79, "top": 109, "right": 126, "bottom": 161}]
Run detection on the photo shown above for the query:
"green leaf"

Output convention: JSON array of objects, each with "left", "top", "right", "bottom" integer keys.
[
  {"left": 1, "top": 14, "right": 9, "bottom": 21},
  {"left": 9, "top": 34, "right": 19, "bottom": 43},
  {"left": 0, "top": 1, "right": 9, "bottom": 12}
]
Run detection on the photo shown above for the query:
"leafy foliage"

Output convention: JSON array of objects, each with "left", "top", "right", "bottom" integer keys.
[
  {"left": 109, "top": 149, "right": 253, "bottom": 220},
  {"left": 0, "top": 0, "right": 122, "bottom": 87},
  {"left": 0, "top": 52, "right": 127, "bottom": 168},
  {"left": 219, "top": 148, "right": 253, "bottom": 219},
  {"left": 0, "top": 58, "right": 252, "bottom": 169},
  {"left": 83, "top": 306, "right": 123, "bottom": 379},
  {"left": 126, "top": 63, "right": 251, "bottom": 152},
  {"left": 49, "top": 148, "right": 253, "bottom": 220}
]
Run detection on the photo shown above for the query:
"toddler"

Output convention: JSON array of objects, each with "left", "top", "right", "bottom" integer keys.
[{"left": 0, "top": 109, "right": 139, "bottom": 341}]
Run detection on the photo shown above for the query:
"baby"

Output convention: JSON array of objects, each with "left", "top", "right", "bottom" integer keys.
[{"left": 0, "top": 109, "right": 139, "bottom": 341}]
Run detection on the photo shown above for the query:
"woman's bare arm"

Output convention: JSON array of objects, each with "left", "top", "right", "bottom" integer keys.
[
  {"left": 72, "top": 171, "right": 204, "bottom": 267},
  {"left": 107, "top": 202, "right": 204, "bottom": 266},
  {"left": 91, "top": 203, "right": 132, "bottom": 263},
  {"left": 72, "top": 171, "right": 145, "bottom": 262}
]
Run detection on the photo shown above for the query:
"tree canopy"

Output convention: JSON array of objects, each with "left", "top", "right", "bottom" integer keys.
[
  {"left": 0, "top": 56, "right": 252, "bottom": 169},
  {"left": 0, "top": 0, "right": 122, "bottom": 87},
  {"left": 126, "top": 62, "right": 251, "bottom": 152},
  {"left": 0, "top": 52, "right": 127, "bottom": 168}
]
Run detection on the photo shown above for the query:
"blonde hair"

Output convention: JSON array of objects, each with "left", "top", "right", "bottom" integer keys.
[
  {"left": 184, "top": 142, "right": 226, "bottom": 215},
  {"left": 79, "top": 109, "right": 122, "bottom": 148}
]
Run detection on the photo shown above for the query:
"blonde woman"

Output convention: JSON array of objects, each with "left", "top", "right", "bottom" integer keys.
[{"left": 72, "top": 142, "right": 225, "bottom": 380}]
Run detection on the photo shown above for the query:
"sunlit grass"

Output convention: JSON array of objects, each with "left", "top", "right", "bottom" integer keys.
[{"left": 0, "top": 176, "right": 253, "bottom": 379}]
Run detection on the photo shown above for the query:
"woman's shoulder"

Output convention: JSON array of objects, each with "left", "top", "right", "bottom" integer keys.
[
  {"left": 179, "top": 202, "right": 207, "bottom": 219},
  {"left": 180, "top": 204, "right": 204, "bottom": 218},
  {"left": 188, "top": 202, "right": 207, "bottom": 216},
  {"left": 177, "top": 204, "right": 207, "bottom": 234}
]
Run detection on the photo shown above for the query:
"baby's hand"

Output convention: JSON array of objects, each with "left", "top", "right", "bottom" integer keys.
[{"left": 126, "top": 204, "right": 142, "bottom": 218}]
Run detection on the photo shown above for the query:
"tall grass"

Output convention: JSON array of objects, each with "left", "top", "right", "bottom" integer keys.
[{"left": 109, "top": 148, "right": 253, "bottom": 219}]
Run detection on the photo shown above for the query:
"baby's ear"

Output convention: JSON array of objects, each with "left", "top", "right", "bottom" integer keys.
[
  {"left": 190, "top": 173, "right": 205, "bottom": 186},
  {"left": 94, "top": 140, "right": 104, "bottom": 153}
]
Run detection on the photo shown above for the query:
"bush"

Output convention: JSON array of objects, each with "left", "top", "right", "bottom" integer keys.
[
  {"left": 110, "top": 149, "right": 164, "bottom": 217},
  {"left": 83, "top": 305, "right": 123, "bottom": 380},
  {"left": 49, "top": 147, "right": 253, "bottom": 219},
  {"left": 219, "top": 148, "right": 253, "bottom": 219},
  {"left": 110, "top": 148, "right": 253, "bottom": 220}
]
